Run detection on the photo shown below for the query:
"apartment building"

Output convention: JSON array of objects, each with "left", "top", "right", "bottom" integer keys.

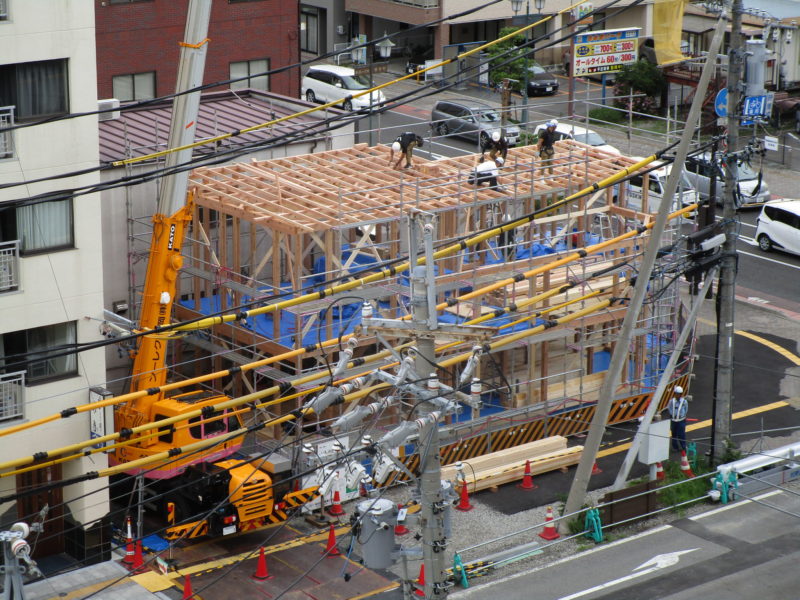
[
  {"left": 0, "top": 0, "right": 109, "bottom": 564},
  {"left": 95, "top": 0, "right": 300, "bottom": 101}
]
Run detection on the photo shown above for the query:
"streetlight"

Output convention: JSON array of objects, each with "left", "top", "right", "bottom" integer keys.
[
  {"left": 509, "top": 0, "right": 545, "bottom": 131},
  {"left": 367, "top": 33, "right": 394, "bottom": 146}
]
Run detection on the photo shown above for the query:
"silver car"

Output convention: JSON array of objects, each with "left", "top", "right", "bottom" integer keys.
[
  {"left": 431, "top": 100, "right": 519, "bottom": 147},
  {"left": 685, "top": 153, "right": 771, "bottom": 208}
]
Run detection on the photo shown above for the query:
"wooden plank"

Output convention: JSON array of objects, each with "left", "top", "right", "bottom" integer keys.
[{"left": 441, "top": 436, "right": 567, "bottom": 478}]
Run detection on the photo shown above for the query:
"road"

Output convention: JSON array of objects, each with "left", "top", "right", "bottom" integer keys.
[{"left": 452, "top": 487, "right": 800, "bottom": 599}]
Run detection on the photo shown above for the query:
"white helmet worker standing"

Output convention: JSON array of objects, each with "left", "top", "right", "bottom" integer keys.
[{"left": 668, "top": 384, "right": 689, "bottom": 453}]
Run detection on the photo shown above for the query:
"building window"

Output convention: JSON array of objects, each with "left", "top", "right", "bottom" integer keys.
[
  {"left": 230, "top": 59, "right": 269, "bottom": 91},
  {"left": 0, "top": 197, "right": 74, "bottom": 255},
  {"left": 1, "top": 322, "right": 78, "bottom": 384},
  {"left": 0, "top": 59, "right": 69, "bottom": 121},
  {"left": 0, "top": 0, "right": 8, "bottom": 21},
  {"left": 112, "top": 72, "right": 156, "bottom": 102},
  {"left": 301, "top": 7, "right": 320, "bottom": 54}
]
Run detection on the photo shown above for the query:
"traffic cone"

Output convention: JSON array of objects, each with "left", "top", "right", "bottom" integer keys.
[
  {"left": 182, "top": 574, "right": 194, "bottom": 600},
  {"left": 122, "top": 516, "right": 134, "bottom": 565},
  {"left": 252, "top": 546, "right": 273, "bottom": 580},
  {"left": 395, "top": 504, "right": 410, "bottom": 536},
  {"left": 414, "top": 563, "right": 426, "bottom": 597},
  {"left": 328, "top": 490, "right": 345, "bottom": 516},
  {"left": 130, "top": 539, "right": 145, "bottom": 573},
  {"left": 455, "top": 480, "right": 474, "bottom": 512},
  {"left": 591, "top": 461, "right": 603, "bottom": 475},
  {"left": 324, "top": 523, "right": 341, "bottom": 557},
  {"left": 679, "top": 451, "right": 695, "bottom": 478},
  {"left": 655, "top": 462, "right": 665, "bottom": 481},
  {"left": 517, "top": 459, "right": 537, "bottom": 490},
  {"left": 538, "top": 506, "right": 561, "bottom": 541}
]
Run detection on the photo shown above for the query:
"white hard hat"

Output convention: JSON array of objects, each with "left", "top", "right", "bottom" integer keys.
[
  {"left": 391, "top": 141, "right": 401, "bottom": 152},
  {"left": 674, "top": 385, "right": 683, "bottom": 394},
  {"left": 492, "top": 131, "right": 501, "bottom": 142},
  {"left": 495, "top": 157, "right": 505, "bottom": 166},
  {"left": 548, "top": 119, "right": 558, "bottom": 127}
]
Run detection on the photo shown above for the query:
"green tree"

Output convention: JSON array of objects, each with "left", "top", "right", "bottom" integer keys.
[
  {"left": 487, "top": 27, "right": 529, "bottom": 90},
  {"left": 612, "top": 60, "right": 667, "bottom": 116}
]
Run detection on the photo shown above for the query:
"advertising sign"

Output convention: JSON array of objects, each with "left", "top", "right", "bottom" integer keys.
[{"left": 573, "top": 28, "right": 640, "bottom": 76}]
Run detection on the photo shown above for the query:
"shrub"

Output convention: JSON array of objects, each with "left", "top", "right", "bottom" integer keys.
[
  {"left": 613, "top": 60, "right": 666, "bottom": 116},
  {"left": 588, "top": 107, "right": 625, "bottom": 124}
]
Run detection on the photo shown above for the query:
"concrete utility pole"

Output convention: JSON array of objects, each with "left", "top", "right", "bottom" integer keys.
[
  {"left": 158, "top": 0, "right": 212, "bottom": 215},
  {"left": 712, "top": 0, "right": 742, "bottom": 464},
  {"left": 562, "top": 11, "right": 730, "bottom": 521}
]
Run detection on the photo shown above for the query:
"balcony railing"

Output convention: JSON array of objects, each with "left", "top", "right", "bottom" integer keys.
[
  {"left": 0, "top": 240, "right": 20, "bottom": 293},
  {"left": 385, "top": 0, "right": 438, "bottom": 7},
  {"left": 0, "top": 106, "right": 13, "bottom": 159},
  {"left": 0, "top": 372, "right": 25, "bottom": 424}
]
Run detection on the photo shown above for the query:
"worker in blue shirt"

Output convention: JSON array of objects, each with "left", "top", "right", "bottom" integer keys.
[{"left": 667, "top": 385, "right": 688, "bottom": 452}]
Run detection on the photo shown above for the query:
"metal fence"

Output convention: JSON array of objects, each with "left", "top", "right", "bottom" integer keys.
[
  {"left": 0, "top": 372, "right": 25, "bottom": 423},
  {"left": 0, "top": 240, "right": 19, "bottom": 293},
  {"left": 0, "top": 106, "right": 14, "bottom": 159}
]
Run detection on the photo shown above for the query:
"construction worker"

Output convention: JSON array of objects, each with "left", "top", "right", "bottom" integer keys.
[
  {"left": 468, "top": 156, "right": 505, "bottom": 191},
  {"left": 668, "top": 385, "right": 688, "bottom": 452},
  {"left": 537, "top": 119, "right": 558, "bottom": 175},
  {"left": 481, "top": 130, "right": 509, "bottom": 162},
  {"left": 389, "top": 132, "right": 424, "bottom": 170}
]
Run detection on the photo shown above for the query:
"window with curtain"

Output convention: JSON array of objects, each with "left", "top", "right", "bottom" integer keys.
[
  {"left": 0, "top": 321, "right": 78, "bottom": 384},
  {"left": 230, "top": 59, "right": 269, "bottom": 91},
  {"left": 0, "top": 198, "right": 74, "bottom": 255},
  {"left": 112, "top": 72, "right": 156, "bottom": 101},
  {"left": 0, "top": 59, "right": 68, "bottom": 120}
]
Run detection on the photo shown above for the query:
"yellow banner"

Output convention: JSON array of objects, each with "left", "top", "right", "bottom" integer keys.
[{"left": 653, "top": 0, "right": 687, "bottom": 64}]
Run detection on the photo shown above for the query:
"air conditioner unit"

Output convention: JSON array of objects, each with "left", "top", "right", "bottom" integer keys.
[{"left": 98, "top": 98, "right": 121, "bottom": 122}]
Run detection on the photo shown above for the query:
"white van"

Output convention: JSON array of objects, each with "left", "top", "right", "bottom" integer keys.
[
  {"left": 624, "top": 161, "right": 700, "bottom": 216},
  {"left": 755, "top": 200, "right": 800, "bottom": 256},
  {"left": 301, "top": 64, "right": 386, "bottom": 111}
]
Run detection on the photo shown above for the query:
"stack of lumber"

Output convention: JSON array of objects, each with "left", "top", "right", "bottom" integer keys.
[{"left": 441, "top": 436, "right": 583, "bottom": 492}]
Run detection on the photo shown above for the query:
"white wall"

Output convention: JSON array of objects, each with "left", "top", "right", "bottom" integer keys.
[{"left": 0, "top": 0, "right": 108, "bottom": 527}]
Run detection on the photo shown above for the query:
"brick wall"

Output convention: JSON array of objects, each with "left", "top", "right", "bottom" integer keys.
[{"left": 96, "top": 0, "right": 300, "bottom": 100}]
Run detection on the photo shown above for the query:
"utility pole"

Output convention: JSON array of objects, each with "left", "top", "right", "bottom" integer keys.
[
  {"left": 713, "top": 0, "right": 742, "bottom": 464},
  {"left": 563, "top": 11, "right": 730, "bottom": 520}
]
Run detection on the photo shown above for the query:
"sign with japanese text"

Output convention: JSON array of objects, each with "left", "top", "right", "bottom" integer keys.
[{"left": 573, "top": 28, "right": 640, "bottom": 76}]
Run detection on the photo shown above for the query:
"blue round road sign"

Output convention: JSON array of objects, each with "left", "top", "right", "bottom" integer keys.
[{"left": 715, "top": 88, "right": 728, "bottom": 118}]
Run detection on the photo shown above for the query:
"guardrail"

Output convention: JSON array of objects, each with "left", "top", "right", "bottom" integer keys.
[
  {"left": 0, "top": 105, "right": 14, "bottom": 159},
  {"left": 0, "top": 372, "right": 25, "bottom": 424},
  {"left": 0, "top": 240, "right": 19, "bottom": 293}
]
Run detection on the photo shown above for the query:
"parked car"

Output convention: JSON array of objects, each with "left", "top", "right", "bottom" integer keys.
[
  {"left": 755, "top": 200, "right": 800, "bottom": 256},
  {"left": 623, "top": 160, "right": 700, "bottom": 216},
  {"left": 532, "top": 121, "right": 620, "bottom": 155},
  {"left": 431, "top": 100, "right": 520, "bottom": 146},
  {"left": 526, "top": 63, "right": 559, "bottom": 96},
  {"left": 685, "top": 153, "right": 771, "bottom": 208},
  {"left": 301, "top": 65, "right": 385, "bottom": 111}
]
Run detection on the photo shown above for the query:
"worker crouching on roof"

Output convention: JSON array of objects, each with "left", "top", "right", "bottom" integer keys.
[
  {"left": 537, "top": 119, "right": 558, "bottom": 175},
  {"left": 468, "top": 156, "right": 506, "bottom": 192},
  {"left": 481, "top": 130, "right": 509, "bottom": 162},
  {"left": 389, "top": 132, "right": 424, "bottom": 170}
]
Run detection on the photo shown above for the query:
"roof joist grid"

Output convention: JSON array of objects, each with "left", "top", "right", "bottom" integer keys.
[{"left": 188, "top": 141, "right": 639, "bottom": 235}]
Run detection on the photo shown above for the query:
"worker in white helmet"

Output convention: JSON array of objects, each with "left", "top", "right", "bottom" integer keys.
[
  {"left": 667, "top": 385, "right": 689, "bottom": 452},
  {"left": 537, "top": 119, "right": 558, "bottom": 175},
  {"left": 388, "top": 132, "right": 424, "bottom": 170},
  {"left": 468, "top": 155, "right": 505, "bottom": 192},
  {"left": 481, "top": 130, "right": 509, "bottom": 162}
]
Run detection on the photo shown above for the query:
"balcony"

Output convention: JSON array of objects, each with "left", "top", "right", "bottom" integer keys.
[
  {"left": 0, "top": 372, "right": 25, "bottom": 424},
  {"left": 0, "top": 106, "right": 13, "bottom": 159},
  {"left": 0, "top": 240, "right": 20, "bottom": 293},
  {"left": 345, "top": 0, "right": 440, "bottom": 25}
]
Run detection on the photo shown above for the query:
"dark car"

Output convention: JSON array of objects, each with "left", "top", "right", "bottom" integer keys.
[{"left": 526, "top": 63, "right": 559, "bottom": 96}]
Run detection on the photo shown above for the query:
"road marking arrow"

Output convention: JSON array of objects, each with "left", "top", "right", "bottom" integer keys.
[{"left": 557, "top": 549, "right": 698, "bottom": 600}]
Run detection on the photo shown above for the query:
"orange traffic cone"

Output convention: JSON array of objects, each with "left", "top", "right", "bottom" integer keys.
[
  {"left": 328, "top": 490, "right": 345, "bottom": 516},
  {"left": 679, "top": 451, "right": 695, "bottom": 478},
  {"left": 655, "top": 462, "right": 665, "bottom": 481},
  {"left": 182, "top": 574, "right": 194, "bottom": 600},
  {"left": 538, "top": 506, "right": 561, "bottom": 541},
  {"left": 324, "top": 523, "right": 341, "bottom": 557},
  {"left": 455, "top": 480, "right": 474, "bottom": 512},
  {"left": 395, "top": 504, "right": 410, "bottom": 536},
  {"left": 130, "top": 539, "right": 145, "bottom": 573},
  {"left": 517, "top": 459, "right": 537, "bottom": 490},
  {"left": 122, "top": 515, "right": 134, "bottom": 565},
  {"left": 591, "top": 461, "right": 603, "bottom": 475},
  {"left": 414, "top": 563, "right": 426, "bottom": 597},
  {"left": 252, "top": 546, "right": 273, "bottom": 580}
]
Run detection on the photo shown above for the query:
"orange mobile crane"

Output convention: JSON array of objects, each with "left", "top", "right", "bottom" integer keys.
[{"left": 110, "top": 0, "right": 316, "bottom": 540}]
